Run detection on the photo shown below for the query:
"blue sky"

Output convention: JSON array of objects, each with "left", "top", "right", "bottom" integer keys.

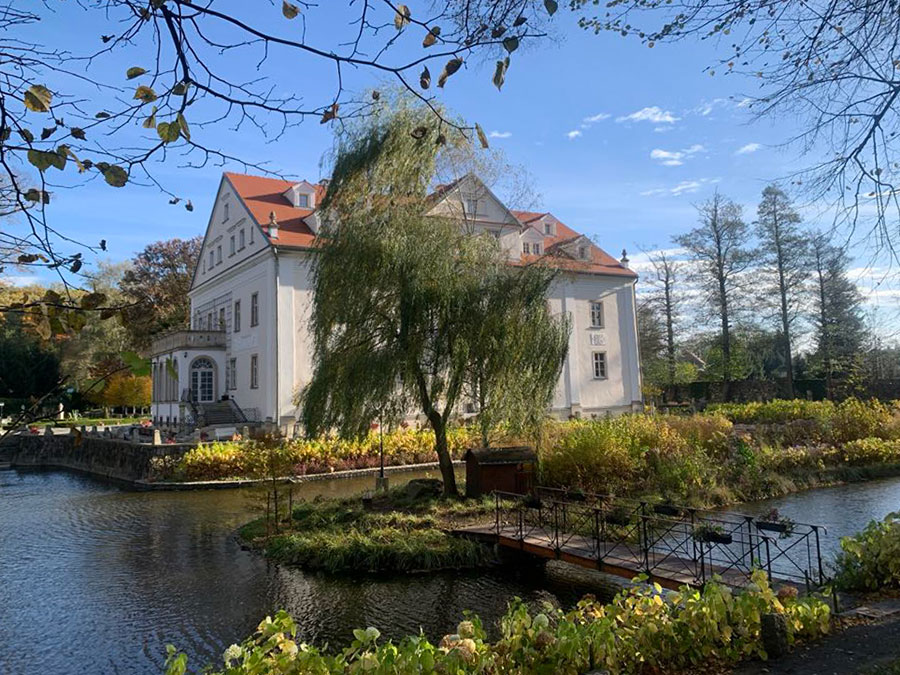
[{"left": 10, "top": 2, "right": 896, "bottom": 322}]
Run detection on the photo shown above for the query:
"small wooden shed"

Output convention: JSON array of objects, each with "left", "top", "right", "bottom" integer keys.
[{"left": 464, "top": 446, "right": 537, "bottom": 498}]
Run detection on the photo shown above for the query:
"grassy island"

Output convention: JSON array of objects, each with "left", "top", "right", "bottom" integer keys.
[{"left": 240, "top": 483, "right": 498, "bottom": 574}]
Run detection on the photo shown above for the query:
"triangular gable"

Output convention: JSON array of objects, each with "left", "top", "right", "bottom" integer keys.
[{"left": 426, "top": 173, "right": 521, "bottom": 228}]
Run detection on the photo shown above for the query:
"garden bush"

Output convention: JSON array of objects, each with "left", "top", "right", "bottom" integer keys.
[
  {"left": 709, "top": 398, "right": 900, "bottom": 445},
  {"left": 164, "top": 571, "right": 830, "bottom": 674},
  {"left": 834, "top": 511, "right": 900, "bottom": 591},
  {"left": 171, "top": 427, "right": 477, "bottom": 481},
  {"left": 539, "top": 415, "right": 723, "bottom": 501}
]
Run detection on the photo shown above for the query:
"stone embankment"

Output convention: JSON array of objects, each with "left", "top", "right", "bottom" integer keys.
[{"left": 0, "top": 432, "right": 192, "bottom": 485}]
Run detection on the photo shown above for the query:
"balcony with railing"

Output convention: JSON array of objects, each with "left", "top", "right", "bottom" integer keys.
[{"left": 150, "top": 329, "right": 226, "bottom": 356}]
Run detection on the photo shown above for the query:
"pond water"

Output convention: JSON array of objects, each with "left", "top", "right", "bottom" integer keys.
[
  {"left": 0, "top": 470, "right": 583, "bottom": 675},
  {"left": 735, "top": 475, "right": 900, "bottom": 557},
  {"left": 3, "top": 470, "right": 900, "bottom": 675}
]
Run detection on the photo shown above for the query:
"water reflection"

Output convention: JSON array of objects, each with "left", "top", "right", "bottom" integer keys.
[
  {"left": 735, "top": 475, "right": 900, "bottom": 557},
  {"left": 0, "top": 470, "right": 577, "bottom": 675}
]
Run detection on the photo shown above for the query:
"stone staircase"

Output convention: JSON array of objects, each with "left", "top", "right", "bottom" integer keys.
[{"left": 197, "top": 400, "right": 247, "bottom": 427}]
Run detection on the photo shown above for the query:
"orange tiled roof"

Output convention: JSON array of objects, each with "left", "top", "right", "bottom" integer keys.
[
  {"left": 225, "top": 172, "right": 323, "bottom": 249},
  {"left": 224, "top": 172, "right": 636, "bottom": 278},
  {"left": 510, "top": 210, "right": 636, "bottom": 278}
]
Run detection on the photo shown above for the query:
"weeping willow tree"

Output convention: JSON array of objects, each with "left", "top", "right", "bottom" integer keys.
[{"left": 299, "top": 97, "right": 569, "bottom": 496}]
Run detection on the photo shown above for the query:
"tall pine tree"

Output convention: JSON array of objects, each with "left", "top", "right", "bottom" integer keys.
[
  {"left": 809, "top": 231, "right": 867, "bottom": 398},
  {"left": 755, "top": 185, "right": 808, "bottom": 397}
]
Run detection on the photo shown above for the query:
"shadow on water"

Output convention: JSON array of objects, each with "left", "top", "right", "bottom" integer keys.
[{"left": 0, "top": 470, "right": 584, "bottom": 675}]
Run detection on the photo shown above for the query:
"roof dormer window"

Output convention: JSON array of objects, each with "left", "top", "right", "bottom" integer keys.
[
  {"left": 579, "top": 245, "right": 589, "bottom": 260},
  {"left": 298, "top": 193, "right": 309, "bottom": 208},
  {"left": 544, "top": 222, "right": 552, "bottom": 235}
]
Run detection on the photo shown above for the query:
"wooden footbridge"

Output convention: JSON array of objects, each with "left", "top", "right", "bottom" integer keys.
[{"left": 453, "top": 487, "right": 827, "bottom": 591}]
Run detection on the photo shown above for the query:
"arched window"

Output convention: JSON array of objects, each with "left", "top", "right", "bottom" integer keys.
[{"left": 190, "top": 357, "right": 216, "bottom": 403}]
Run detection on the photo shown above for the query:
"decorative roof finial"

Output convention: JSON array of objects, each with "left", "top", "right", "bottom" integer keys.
[
  {"left": 268, "top": 211, "right": 279, "bottom": 239},
  {"left": 621, "top": 248, "right": 629, "bottom": 266}
]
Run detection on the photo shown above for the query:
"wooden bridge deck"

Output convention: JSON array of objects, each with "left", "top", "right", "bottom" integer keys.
[{"left": 453, "top": 524, "right": 795, "bottom": 591}]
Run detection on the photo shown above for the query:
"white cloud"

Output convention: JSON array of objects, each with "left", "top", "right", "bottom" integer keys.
[
  {"left": 649, "top": 144, "right": 705, "bottom": 167},
  {"left": 489, "top": 130, "right": 512, "bottom": 139},
  {"left": 650, "top": 149, "right": 684, "bottom": 166},
  {"left": 640, "top": 177, "right": 719, "bottom": 197},
  {"left": 736, "top": 142, "right": 762, "bottom": 155},
  {"left": 583, "top": 113, "right": 611, "bottom": 124},
  {"left": 566, "top": 130, "right": 582, "bottom": 140},
  {"left": 617, "top": 106, "right": 680, "bottom": 124},
  {"left": 1, "top": 275, "right": 37, "bottom": 287}
]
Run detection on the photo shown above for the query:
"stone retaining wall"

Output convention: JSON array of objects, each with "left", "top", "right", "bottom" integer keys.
[{"left": 0, "top": 434, "right": 192, "bottom": 484}]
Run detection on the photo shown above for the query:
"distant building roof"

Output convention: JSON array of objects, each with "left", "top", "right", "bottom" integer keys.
[{"left": 224, "top": 172, "right": 636, "bottom": 278}]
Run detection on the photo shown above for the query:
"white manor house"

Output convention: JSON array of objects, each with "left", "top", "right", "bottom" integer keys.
[{"left": 149, "top": 172, "right": 642, "bottom": 431}]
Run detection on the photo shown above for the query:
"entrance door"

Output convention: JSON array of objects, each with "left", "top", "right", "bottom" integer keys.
[{"left": 190, "top": 358, "right": 215, "bottom": 403}]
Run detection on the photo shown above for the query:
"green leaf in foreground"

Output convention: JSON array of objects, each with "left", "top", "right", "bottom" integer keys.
[{"left": 102, "top": 164, "right": 129, "bottom": 187}]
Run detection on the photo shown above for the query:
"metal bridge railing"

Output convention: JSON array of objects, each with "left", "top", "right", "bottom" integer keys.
[{"left": 492, "top": 487, "right": 826, "bottom": 590}]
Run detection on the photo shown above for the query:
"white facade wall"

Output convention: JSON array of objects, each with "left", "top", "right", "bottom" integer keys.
[
  {"left": 156, "top": 173, "right": 643, "bottom": 426},
  {"left": 547, "top": 274, "right": 642, "bottom": 417}
]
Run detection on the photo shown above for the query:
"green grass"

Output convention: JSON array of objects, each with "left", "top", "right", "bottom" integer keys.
[{"left": 241, "top": 486, "right": 498, "bottom": 574}]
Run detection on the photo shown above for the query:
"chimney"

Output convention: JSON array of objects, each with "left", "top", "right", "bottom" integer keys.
[
  {"left": 268, "top": 211, "right": 279, "bottom": 239},
  {"left": 620, "top": 248, "right": 629, "bottom": 267}
]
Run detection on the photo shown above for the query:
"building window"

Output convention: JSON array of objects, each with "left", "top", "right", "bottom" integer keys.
[
  {"left": 250, "top": 292, "right": 259, "bottom": 327},
  {"left": 466, "top": 198, "right": 477, "bottom": 215},
  {"left": 239, "top": 229, "right": 245, "bottom": 250},
  {"left": 207, "top": 312, "right": 213, "bottom": 330},
  {"left": 544, "top": 222, "right": 552, "bottom": 235},
  {"left": 298, "top": 193, "right": 309, "bottom": 208},
  {"left": 250, "top": 354, "right": 259, "bottom": 389},
  {"left": 218, "top": 307, "right": 226, "bottom": 330},
  {"left": 209, "top": 250, "right": 214, "bottom": 269},
  {"left": 202, "top": 259, "right": 206, "bottom": 273},
  {"left": 533, "top": 243, "right": 542, "bottom": 255},
  {"left": 250, "top": 227, "right": 255, "bottom": 244},
  {"left": 579, "top": 245, "right": 588, "bottom": 260},
  {"left": 194, "top": 311, "right": 201, "bottom": 329},
  {"left": 523, "top": 242, "right": 531, "bottom": 255},
  {"left": 228, "top": 358, "right": 237, "bottom": 390},
  {"left": 229, "top": 235, "right": 235, "bottom": 256},
  {"left": 592, "top": 352, "right": 607, "bottom": 380},
  {"left": 590, "top": 301, "right": 604, "bottom": 328},
  {"left": 223, "top": 203, "right": 229, "bottom": 222},
  {"left": 234, "top": 300, "right": 241, "bottom": 332},
  {"left": 216, "top": 245, "right": 222, "bottom": 264}
]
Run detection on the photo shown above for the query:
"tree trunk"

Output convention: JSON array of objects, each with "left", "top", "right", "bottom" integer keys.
[
  {"left": 428, "top": 412, "right": 458, "bottom": 497},
  {"left": 664, "top": 277, "right": 676, "bottom": 388},
  {"left": 773, "top": 219, "right": 795, "bottom": 399},
  {"left": 816, "top": 264, "right": 833, "bottom": 400},
  {"left": 718, "top": 275, "right": 732, "bottom": 402}
]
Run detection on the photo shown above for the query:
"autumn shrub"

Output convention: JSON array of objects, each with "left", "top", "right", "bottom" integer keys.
[
  {"left": 834, "top": 511, "right": 900, "bottom": 591},
  {"left": 710, "top": 399, "right": 835, "bottom": 426},
  {"left": 171, "top": 427, "right": 477, "bottom": 481},
  {"left": 165, "top": 571, "right": 830, "bottom": 675},
  {"left": 828, "top": 398, "right": 899, "bottom": 443}
]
